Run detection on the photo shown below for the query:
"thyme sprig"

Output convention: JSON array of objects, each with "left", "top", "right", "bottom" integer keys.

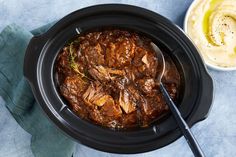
[{"left": 69, "top": 40, "right": 93, "bottom": 81}]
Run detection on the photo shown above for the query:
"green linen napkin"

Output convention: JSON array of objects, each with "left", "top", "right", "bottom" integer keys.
[{"left": 0, "top": 24, "right": 76, "bottom": 157}]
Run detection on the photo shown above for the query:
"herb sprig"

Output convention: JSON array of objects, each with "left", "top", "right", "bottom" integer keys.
[{"left": 69, "top": 40, "right": 93, "bottom": 81}]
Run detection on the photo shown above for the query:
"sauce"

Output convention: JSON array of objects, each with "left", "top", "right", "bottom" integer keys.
[{"left": 55, "top": 29, "right": 180, "bottom": 129}]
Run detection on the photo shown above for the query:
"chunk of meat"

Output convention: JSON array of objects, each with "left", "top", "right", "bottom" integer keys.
[
  {"left": 136, "top": 78, "right": 156, "bottom": 94},
  {"left": 93, "top": 95, "right": 114, "bottom": 107},
  {"left": 83, "top": 81, "right": 114, "bottom": 107},
  {"left": 122, "top": 112, "right": 138, "bottom": 127},
  {"left": 105, "top": 38, "right": 136, "bottom": 68},
  {"left": 119, "top": 90, "right": 136, "bottom": 114},
  {"left": 101, "top": 103, "right": 122, "bottom": 118},
  {"left": 127, "top": 85, "right": 143, "bottom": 101},
  {"left": 88, "top": 65, "right": 124, "bottom": 81},
  {"left": 105, "top": 43, "right": 116, "bottom": 67},
  {"left": 126, "top": 85, "right": 149, "bottom": 115},
  {"left": 115, "top": 39, "right": 135, "bottom": 66},
  {"left": 60, "top": 75, "right": 89, "bottom": 112},
  {"left": 124, "top": 67, "right": 136, "bottom": 81},
  {"left": 88, "top": 66, "right": 110, "bottom": 81},
  {"left": 89, "top": 108, "right": 104, "bottom": 123},
  {"left": 143, "top": 96, "right": 168, "bottom": 118},
  {"left": 133, "top": 47, "right": 158, "bottom": 78},
  {"left": 83, "top": 81, "right": 122, "bottom": 118},
  {"left": 61, "top": 76, "right": 88, "bottom": 98},
  {"left": 84, "top": 43, "right": 105, "bottom": 66},
  {"left": 111, "top": 77, "right": 130, "bottom": 91}
]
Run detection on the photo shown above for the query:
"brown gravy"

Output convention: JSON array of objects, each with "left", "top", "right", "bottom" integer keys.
[{"left": 55, "top": 29, "right": 180, "bottom": 129}]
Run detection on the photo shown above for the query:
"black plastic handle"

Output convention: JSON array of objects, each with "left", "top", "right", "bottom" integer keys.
[{"left": 160, "top": 83, "right": 205, "bottom": 157}]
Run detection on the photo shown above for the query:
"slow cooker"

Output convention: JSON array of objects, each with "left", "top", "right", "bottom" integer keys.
[{"left": 23, "top": 4, "right": 213, "bottom": 154}]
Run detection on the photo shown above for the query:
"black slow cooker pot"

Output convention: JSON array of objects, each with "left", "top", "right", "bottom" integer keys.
[{"left": 23, "top": 4, "right": 213, "bottom": 154}]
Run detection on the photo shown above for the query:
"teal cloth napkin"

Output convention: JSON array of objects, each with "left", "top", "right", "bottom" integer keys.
[{"left": 0, "top": 24, "right": 76, "bottom": 157}]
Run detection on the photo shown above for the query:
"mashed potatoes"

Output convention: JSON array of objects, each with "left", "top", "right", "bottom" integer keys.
[{"left": 187, "top": 0, "right": 236, "bottom": 68}]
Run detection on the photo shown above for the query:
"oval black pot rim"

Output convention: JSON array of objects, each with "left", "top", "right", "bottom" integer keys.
[{"left": 23, "top": 4, "right": 214, "bottom": 154}]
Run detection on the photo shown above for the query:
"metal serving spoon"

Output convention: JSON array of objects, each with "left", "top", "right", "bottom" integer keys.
[{"left": 151, "top": 42, "right": 205, "bottom": 157}]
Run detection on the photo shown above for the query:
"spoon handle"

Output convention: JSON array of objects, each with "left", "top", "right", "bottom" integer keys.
[{"left": 160, "top": 83, "right": 205, "bottom": 157}]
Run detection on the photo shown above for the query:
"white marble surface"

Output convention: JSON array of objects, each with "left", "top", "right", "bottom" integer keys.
[{"left": 0, "top": 0, "right": 236, "bottom": 157}]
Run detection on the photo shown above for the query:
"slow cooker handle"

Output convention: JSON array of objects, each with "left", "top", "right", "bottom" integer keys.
[
  {"left": 189, "top": 72, "right": 214, "bottom": 126},
  {"left": 23, "top": 35, "right": 46, "bottom": 83}
]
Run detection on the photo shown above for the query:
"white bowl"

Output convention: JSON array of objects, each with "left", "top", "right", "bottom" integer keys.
[{"left": 183, "top": 0, "right": 236, "bottom": 71}]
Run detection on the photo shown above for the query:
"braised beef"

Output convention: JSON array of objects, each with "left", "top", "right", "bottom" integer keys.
[{"left": 55, "top": 29, "right": 180, "bottom": 129}]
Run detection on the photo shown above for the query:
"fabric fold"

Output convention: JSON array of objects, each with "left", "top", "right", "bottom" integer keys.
[{"left": 0, "top": 24, "right": 75, "bottom": 157}]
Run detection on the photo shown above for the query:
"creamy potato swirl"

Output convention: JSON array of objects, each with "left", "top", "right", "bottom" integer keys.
[{"left": 187, "top": 0, "right": 236, "bottom": 68}]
